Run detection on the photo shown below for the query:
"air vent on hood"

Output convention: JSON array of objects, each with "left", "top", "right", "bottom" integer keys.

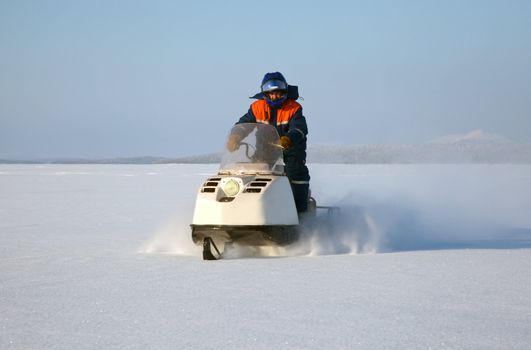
[{"left": 249, "top": 182, "right": 268, "bottom": 187}]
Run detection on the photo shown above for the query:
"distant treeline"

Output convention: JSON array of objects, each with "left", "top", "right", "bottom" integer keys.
[
  {"left": 2, "top": 144, "right": 531, "bottom": 164},
  {"left": 306, "top": 143, "right": 531, "bottom": 164}
]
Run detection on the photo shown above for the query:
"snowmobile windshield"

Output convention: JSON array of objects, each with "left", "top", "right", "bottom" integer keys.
[{"left": 220, "top": 123, "right": 284, "bottom": 175}]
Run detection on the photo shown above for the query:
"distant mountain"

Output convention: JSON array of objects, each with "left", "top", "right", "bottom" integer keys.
[
  {"left": 0, "top": 156, "right": 173, "bottom": 165},
  {"left": 429, "top": 130, "right": 513, "bottom": 144},
  {"left": 306, "top": 143, "right": 531, "bottom": 164},
  {"left": 2, "top": 142, "right": 531, "bottom": 165},
  {"left": 161, "top": 153, "right": 222, "bottom": 164},
  {"left": 0, "top": 154, "right": 222, "bottom": 165}
]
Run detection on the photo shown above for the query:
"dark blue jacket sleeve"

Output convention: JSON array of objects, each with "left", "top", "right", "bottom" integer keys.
[
  {"left": 231, "top": 108, "right": 257, "bottom": 139},
  {"left": 287, "top": 107, "right": 308, "bottom": 144},
  {"left": 237, "top": 108, "right": 257, "bottom": 124}
]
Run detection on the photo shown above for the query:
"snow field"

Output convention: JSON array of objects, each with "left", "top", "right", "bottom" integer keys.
[{"left": 1, "top": 164, "right": 531, "bottom": 349}]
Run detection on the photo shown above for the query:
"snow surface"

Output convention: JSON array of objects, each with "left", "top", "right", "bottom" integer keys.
[{"left": 1, "top": 164, "right": 531, "bottom": 349}]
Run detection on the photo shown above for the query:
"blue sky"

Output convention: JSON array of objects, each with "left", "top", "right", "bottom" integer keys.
[{"left": 1, "top": 0, "right": 530, "bottom": 158}]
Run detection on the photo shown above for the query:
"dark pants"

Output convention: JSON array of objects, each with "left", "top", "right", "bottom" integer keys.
[
  {"left": 290, "top": 182, "right": 310, "bottom": 212},
  {"left": 285, "top": 157, "right": 310, "bottom": 213}
]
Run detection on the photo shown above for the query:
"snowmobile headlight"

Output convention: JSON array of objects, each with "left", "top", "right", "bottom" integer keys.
[{"left": 223, "top": 179, "right": 240, "bottom": 197}]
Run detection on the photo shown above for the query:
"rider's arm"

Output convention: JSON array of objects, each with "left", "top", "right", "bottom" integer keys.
[
  {"left": 236, "top": 108, "right": 257, "bottom": 124},
  {"left": 287, "top": 107, "right": 308, "bottom": 144},
  {"left": 231, "top": 108, "right": 257, "bottom": 139}
]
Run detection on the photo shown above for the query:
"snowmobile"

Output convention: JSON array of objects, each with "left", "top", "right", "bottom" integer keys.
[{"left": 190, "top": 123, "right": 338, "bottom": 260}]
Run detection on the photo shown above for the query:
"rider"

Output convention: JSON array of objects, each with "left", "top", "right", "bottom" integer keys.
[{"left": 227, "top": 72, "right": 310, "bottom": 212}]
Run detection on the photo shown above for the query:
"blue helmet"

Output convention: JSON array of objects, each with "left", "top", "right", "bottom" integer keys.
[{"left": 261, "top": 72, "right": 288, "bottom": 108}]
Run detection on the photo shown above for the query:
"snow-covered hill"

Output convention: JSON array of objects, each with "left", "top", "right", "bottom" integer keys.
[
  {"left": 429, "top": 129, "right": 513, "bottom": 144},
  {"left": 306, "top": 143, "right": 531, "bottom": 164},
  {"left": 3, "top": 131, "right": 530, "bottom": 165}
]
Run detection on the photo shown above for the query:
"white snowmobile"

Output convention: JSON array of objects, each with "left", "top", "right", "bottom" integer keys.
[{"left": 190, "top": 123, "right": 337, "bottom": 260}]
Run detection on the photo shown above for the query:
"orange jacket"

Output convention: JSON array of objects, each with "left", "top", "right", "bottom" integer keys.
[
  {"left": 250, "top": 99, "right": 302, "bottom": 125},
  {"left": 237, "top": 98, "right": 308, "bottom": 160}
]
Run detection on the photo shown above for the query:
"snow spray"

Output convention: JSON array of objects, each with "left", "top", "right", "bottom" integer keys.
[
  {"left": 140, "top": 164, "right": 531, "bottom": 258},
  {"left": 139, "top": 201, "right": 201, "bottom": 256},
  {"left": 304, "top": 164, "right": 531, "bottom": 253}
]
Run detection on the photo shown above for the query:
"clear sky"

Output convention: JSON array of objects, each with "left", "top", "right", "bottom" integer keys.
[{"left": 1, "top": 0, "right": 530, "bottom": 158}]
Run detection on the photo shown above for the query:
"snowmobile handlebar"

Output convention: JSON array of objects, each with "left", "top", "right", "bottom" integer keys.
[{"left": 238, "top": 142, "right": 255, "bottom": 160}]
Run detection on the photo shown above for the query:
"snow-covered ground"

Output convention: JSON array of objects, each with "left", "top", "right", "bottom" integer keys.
[{"left": 1, "top": 164, "right": 531, "bottom": 349}]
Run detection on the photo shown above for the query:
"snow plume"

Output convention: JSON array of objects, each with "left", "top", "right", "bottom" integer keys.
[
  {"left": 190, "top": 206, "right": 385, "bottom": 259},
  {"left": 221, "top": 244, "right": 288, "bottom": 259},
  {"left": 275, "top": 206, "right": 381, "bottom": 256},
  {"left": 139, "top": 203, "right": 201, "bottom": 256},
  {"left": 141, "top": 164, "right": 531, "bottom": 258},
  {"left": 304, "top": 164, "right": 531, "bottom": 254},
  {"left": 285, "top": 192, "right": 530, "bottom": 257}
]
